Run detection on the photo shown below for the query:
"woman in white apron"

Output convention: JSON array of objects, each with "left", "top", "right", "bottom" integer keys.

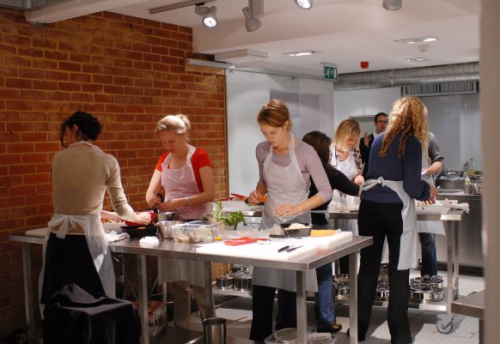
[
  {"left": 247, "top": 99, "right": 332, "bottom": 342},
  {"left": 356, "top": 97, "right": 438, "bottom": 344},
  {"left": 40, "top": 111, "right": 150, "bottom": 313},
  {"left": 330, "top": 119, "right": 364, "bottom": 275},
  {"left": 145, "top": 114, "right": 215, "bottom": 328}
]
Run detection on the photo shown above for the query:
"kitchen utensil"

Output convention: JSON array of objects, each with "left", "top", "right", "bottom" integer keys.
[
  {"left": 274, "top": 328, "right": 297, "bottom": 344},
  {"left": 203, "top": 317, "right": 227, "bottom": 344},
  {"left": 156, "top": 220, "right": 184, "bottom": 239},
  {"left": 120, "top": 224, "right": 158, "bottom": 239},
  {"left": 157, "top": 211, "right": 176, "bottom": 222},
  {"left": 286, "top": 245, "right": 303, "bottom": 252},
  {"left": 277, "top": 245, "right": 290, "bottom": 252}
]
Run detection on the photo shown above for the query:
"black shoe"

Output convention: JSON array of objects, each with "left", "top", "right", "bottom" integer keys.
[
  {"left": 317, "top": 322, "right": 342, "bottom": 334},
  {"left": 346, "top": 328, "right": 365, "bottom": 342}
]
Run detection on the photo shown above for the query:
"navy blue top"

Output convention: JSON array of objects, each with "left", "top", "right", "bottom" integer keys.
[{"left": 361, "top": 132, "right": 430, "bottom": 204}]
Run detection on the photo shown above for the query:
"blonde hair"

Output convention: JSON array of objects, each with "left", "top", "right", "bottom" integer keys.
[
  {"left": 334, "top": 119, "right": 360, "bottom": 152},
  {"left": 380, "top": 97, "right": 429, "bottom": 158},
  {"left": 155, "top": 114, "right": 191, "bottom": 137},
  {"left": 257, "top": 99, "right": 292, "bottom": 132}
]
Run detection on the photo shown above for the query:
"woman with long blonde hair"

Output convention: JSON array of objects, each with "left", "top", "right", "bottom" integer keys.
[
  {"left": 331, "top": 118, "right": 364, "bottom": 185},
  {"left": 356, "top": 97, "right": 437, "bottom": 344}
]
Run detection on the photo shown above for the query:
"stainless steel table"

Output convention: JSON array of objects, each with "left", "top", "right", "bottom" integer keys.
[
  {"left": 8, "top": 232, "right": 372, "bottom": 344},
  {"left": 450, "top": 290, "right": 484, "bottom": 344},
  {"left": 330, "top": 209, "right": 464, "bottom": 333}
]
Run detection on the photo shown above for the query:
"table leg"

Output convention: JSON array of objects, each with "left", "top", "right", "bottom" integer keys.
[
  {"left": 137, "top": 254, "right": 149, "bottom": 344},
  {"left": 452, "top": 221, "right": 460, "bottom": 300},
  {"left": 22, "top": 243, "right": 35, "bottom": 341},
  {"left": 349, "top": 251, "right": 358, "bottom": 344},
  {"left": 204, "top": 261, "right": 214, "bottom": 319},
  {"left": 295, "top": 271, "right": 307, "bottom": 344}
]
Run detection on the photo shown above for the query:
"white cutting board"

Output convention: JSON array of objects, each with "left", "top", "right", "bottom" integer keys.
[
  {"left": 267, "top": 231, "right": 353, "bottom": 249},
  {"left": 195, "top": 231, "right": 354, "bottom": 260},
  {"left": 195, "top": 240, "right": 318, "bottom": 260}
]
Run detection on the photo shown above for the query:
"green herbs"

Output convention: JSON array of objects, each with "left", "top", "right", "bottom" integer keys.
[{"left": 214, "top": 201, "right": 246, "bottom": 226}]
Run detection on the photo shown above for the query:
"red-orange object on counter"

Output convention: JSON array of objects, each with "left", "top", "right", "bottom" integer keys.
[{"left": 224, "top": 237, "right": 258, "bottom": 246}]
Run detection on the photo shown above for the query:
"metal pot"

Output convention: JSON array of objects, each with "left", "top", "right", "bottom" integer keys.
[
  {"left": 215, "top": 275, "right": 234, "bottom": 289},
  {"left": 274, "top": 328, "right": 297, "bottom": 344},
  {"left": 157, "top": 212, "right": 176, "bottom": 222},
  {"left": 428, "top": 290, "right": 445, "bottom": 302},
  {"left": 410, "top": 290, "right": 425, "bottom": 302},
  {"left": 156, "top": 220, "right": 183, "bottom": 239},
  {"left": 233, "top": 275, "right": 252, "bottom": 291}
]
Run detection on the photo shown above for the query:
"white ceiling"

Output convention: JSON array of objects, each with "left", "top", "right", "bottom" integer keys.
[{"left": 25, "top": 0, "right": 481, "bottom": 78}]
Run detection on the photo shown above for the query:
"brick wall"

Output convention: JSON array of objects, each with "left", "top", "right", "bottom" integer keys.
[{"left": 0, "top": 8, "right": 228, "bottom": 336}]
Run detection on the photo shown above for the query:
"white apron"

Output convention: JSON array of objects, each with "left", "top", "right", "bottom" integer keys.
[
  {"left": 253, "top": 138, "right": 318, "bottom": 292},
  {"left": 362, "top": 177, "right": 418, "bottom": 270},
  {"left": 39, "top": 141, "right": 116, "bottom": 311},
  {"left": 331, "top": 146, "right": 359, "bottom": 234},
  {"left": 158, "top": 145, "right": 207, "bottom": 286}
]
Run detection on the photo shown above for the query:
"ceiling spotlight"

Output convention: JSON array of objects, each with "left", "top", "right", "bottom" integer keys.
[
  {"left": 295, "top": 0, "right": 313, "bottom": 10},
  {"left": 195, "top": 5, "right": 218, "bottom": 28},
  {"left": 242, "top": 7, "right": 261, "bottom": 32},
  {"left": 383, "top": 0, "right": 402, "bottom": 10}
]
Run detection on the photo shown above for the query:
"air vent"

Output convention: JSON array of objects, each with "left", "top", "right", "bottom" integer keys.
[{"left": 402, "top": 81, "right": 478, "bottom": 97}]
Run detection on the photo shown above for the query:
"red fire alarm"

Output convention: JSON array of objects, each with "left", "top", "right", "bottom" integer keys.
[{"left": 360, "top": 61, "right": 369, "bottom": 69}]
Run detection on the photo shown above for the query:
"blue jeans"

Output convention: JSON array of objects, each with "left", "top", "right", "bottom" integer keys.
[
  {"left": 315, "top": 263, "right": 335, "bottom": 330},
  {"left": 418, "top": 233, "right": 437, "bottom": 276}
]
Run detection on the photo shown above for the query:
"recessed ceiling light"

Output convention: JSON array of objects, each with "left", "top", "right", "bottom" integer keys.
[
  {"left": 283, "top": 50, "right": 319, "bottom": 57},
  {"left": 394, "top": 36, "right": 439, "bottom": 45},
  {"left": 405, "top": 57, "right": 432, "bottom": 62}
]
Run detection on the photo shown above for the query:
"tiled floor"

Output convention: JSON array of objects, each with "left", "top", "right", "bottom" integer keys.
[{"left": 178, "top": 270, "right": 484, "bottom": 344}]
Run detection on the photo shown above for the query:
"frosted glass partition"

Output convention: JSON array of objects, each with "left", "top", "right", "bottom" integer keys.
[{"left": 226, "top": 70, "right": 334, "bottom": 196}]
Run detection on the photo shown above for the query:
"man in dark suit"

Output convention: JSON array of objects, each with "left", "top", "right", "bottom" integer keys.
[{"left": 359, "top": 112, "right": 388, "bottom": 178}]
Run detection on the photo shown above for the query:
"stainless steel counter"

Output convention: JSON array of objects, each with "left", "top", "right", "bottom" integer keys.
[
  {"left": 451, "top": 290, "right": 485, "bottom": 344},
  {"left": 437, "top": 191, "right": 483, "bottom": 271},
  {"left": 9, "top": 231, "right": 372, "bottom": 344}
]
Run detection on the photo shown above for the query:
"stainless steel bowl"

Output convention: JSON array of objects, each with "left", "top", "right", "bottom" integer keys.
[
  {"left": 156, "top": 220, "right": 183, "bottom": 239},
  {"left": 157, "top": 212, "right": 176, "bottom": 222}
]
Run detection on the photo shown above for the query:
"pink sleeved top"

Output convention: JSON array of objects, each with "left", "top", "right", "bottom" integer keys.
[{"left": 255, "top": 139, "right": 332, "bottom": 203}]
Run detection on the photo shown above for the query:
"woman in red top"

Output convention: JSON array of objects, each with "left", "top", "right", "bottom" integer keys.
[
  {"left": 146, "top": 114, "right": 215, "bottom": 220},
  {"left": 145, "top": 114, "right": 215, "bottom": 329}
]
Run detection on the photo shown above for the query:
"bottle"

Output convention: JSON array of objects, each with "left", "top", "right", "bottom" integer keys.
[
  {"left": 468, "top": 158, "right": 475, "bottom": 175},
  {"left": 464, "top": 174, "right": 471, "bottom": 194}
]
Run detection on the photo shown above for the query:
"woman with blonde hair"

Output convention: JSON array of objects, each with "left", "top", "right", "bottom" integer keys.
[
  {"left": 145, "top": 114, "right": 215, "bottom": 329},
  {"left": 355, "top": 97, "right": 438, "bottom": 344},
  {"left": 331, "top": 118, "right": 364, "bottom": 185},
  {"left": 248, "top": 99, "right": 332, "bottom": 341}
]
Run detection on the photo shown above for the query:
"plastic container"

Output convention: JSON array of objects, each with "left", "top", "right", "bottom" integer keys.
[{"left": 171, "top": 221, "right": 222, "bottom": 243}]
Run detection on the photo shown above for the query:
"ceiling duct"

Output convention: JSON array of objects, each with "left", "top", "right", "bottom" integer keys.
[
  {"left": 0, "top": 0, "right": 75, "bottom": 10},
  {"left": 334, "top": 62, "right": 479, "bottom": 91}
]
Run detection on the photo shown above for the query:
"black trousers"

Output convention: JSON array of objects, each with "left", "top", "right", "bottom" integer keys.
[
  {"left": 357, "top": 200, "right": 412, "bottom": 344},
  {"left": 249, "top": 285, "right": 297, "bottom": 342}
]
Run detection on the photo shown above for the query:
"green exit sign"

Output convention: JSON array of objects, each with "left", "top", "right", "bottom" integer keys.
[{"left": 324, "top": 66, "right": 337, "bottom": 80}]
